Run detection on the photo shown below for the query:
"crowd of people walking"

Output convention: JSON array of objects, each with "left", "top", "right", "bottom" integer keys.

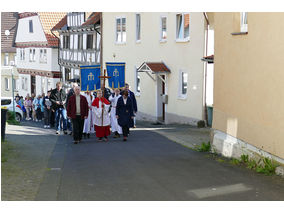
[{"left": 17, "top": 82, "right": 137, "bottom": 144}]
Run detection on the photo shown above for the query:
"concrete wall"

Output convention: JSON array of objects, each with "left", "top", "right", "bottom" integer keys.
[
  {"left": 102, "top": 12, "right": 206, "bottom": 124},
  {"left": 212, "top": 12, "right": 284, "bottom": 159}
]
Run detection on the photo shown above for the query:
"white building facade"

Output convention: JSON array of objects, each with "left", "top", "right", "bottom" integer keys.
[
  {"left": 102, "top": 12, "right": 210, "bottom": 125},
  {"left": 15, "top": 12, "right": 66, "bottom": 97}
]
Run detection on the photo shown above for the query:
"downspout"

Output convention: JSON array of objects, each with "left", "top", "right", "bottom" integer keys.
[
  {"left": 203, "top": 12, "right": 209, "bottom": 126},
  {"left": 51, "top": 29, "right": 62, "bottom": 82}
]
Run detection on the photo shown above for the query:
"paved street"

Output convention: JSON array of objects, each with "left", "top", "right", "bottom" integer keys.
[{"left": 2, "top": 121, "right": 284, "bottom": 201}]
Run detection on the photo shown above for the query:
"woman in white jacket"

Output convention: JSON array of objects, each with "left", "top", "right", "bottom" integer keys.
[
  {"left": 108, "top": 88, "right": 122, "bottom": 138},
  {"left": 83, "top": 91, "right": 95, "bottom": 138}
]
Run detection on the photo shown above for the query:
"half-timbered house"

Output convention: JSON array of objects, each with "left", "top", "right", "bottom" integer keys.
[{"left": 51, "top": 12, "right": 101, "bottom": 85}]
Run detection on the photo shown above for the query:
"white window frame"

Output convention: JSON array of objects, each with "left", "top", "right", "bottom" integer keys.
[
  {"left": 136, "top": 13, "right": 141, "bottom": 43},
  {"left": 176, "top": 13, "right": 190, "bottom": 42},
  {"left": 240, "top": 12, "right": 248, "bottom": 33},
  {"left": 5, "top": 78, "right": 10, "bottom": 90},
  {"left": 178, "top": 70, "right": 188, "bottom": 99},
  {"left": 29, "top": 48, "right": 36, "bottom": 62},
  {"left": 39, "top": 49, "right": 47, "bottom": 63},
  {"left": 4, "top": 53, "right": 9, "bottom": 66},
  {"left": 160, "top": 16, "right": 167, "bottom": 42},
  {"left": 134, "top": 66, "right": 141, "bottom": 96},
  {"left": 115, "top": 16, "right": 126, "bottom": 44}
]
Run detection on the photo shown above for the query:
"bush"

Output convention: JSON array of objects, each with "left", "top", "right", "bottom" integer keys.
[
  {"left": 6, "top": 111, "right": 20, "bottom": 125},
  {"left": 196, "top": 141, "right": 211, "bottom": 152}
]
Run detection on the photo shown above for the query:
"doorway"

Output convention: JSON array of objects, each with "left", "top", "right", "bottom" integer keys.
[{"left": 156, "top": 74, "right": 166, "bottom": 122}]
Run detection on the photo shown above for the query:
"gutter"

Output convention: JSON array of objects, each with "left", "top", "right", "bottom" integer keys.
[
  {"left": 51, "top": 29, "right": 62, "bottom": 82},
  {"left": 203, "top": 12, "right": 209, "bottom": 126}
]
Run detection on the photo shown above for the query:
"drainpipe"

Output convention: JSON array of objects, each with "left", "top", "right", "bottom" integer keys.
[
  {"left": 203, "top": 12, "right": 209, "bottom": 126},
  {"left": 51, "top": 30, "right": 62, "bottom": 82}
]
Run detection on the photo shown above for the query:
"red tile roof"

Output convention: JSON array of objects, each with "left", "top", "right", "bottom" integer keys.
[
  {"left": 38, "top": 12, "right": 66, "bottom": 47},
  {"left": 146, "top": 62, "right": 171, "bottom": 73},
  {"left": 82, "top": 12, "right": 101, "bottom": 26},
  {"left": 1, "top": 12, "right": 18, "bottom": 52},
  {"left": 52, "top": 15, "right": 67, "bottom": 31},
  {"left": 18, "top": 12, "right": 37, "bottom": 19}
]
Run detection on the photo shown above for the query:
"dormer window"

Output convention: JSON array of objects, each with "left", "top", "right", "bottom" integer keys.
[{"left": 29, "top": 20, "right": 33, "bottom": 33}]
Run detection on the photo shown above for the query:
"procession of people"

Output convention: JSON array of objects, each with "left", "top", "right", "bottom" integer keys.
[{"left": 18, "top": 80, "right": 138, "bottom": 144}]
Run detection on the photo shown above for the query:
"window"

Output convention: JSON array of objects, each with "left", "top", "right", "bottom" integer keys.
[
  {"left": 161, "top": 16, "right": 167, "bottom": 41},
  {"left": 65, "top": 68, "right": 71, "bottom": 81},
  {"left": 14, "top": 54, "right": 17, "bottom": 65},
  {"left": 29, "top": 49, "right": 35, "bottom": 62},
  {"left": 40, "top": 49, "right": 47, "bottom": 63},
  {"left": 5, "top": 78, "right": 9, "bottom": 90},
  {"left": 22, "top": 77, "right": 28, "bottom": 90},
  {"left": 63, "top": 35, "right": 70, "bottom": 49},
  {"left": 240, "top": 12, "right": 248, "bottom": 32},
  {"left": 176, "top": 13, "right": 190, "bottom": 41},
  {"left": 4, "top": 53, "right": 9, "bottom": 66},
  {"left": 29, "top": 20, "right": 33, "bottom": 33},
  {"left": 135, "top": 67, "right": 141, "bottom": 94},
  {"left": 78, "top": 34, "right": 83, "bottom": 50},
  {"left": 116, "top": 17, "right": 126, "bottom": 43},
  {"left": 136, "top": 14, "right": 141, "bottom": 41},
  {"left": 179, "top": 71, "right": 188, "bottom": 98},
  {"left": 20, "top": 49, "right": 24, "bottom": 60},
  {"left": 87, "top": 34, "right": 93, "bottom": 49}
]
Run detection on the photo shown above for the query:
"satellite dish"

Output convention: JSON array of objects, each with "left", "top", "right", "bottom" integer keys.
[{"left": 5, "top": 30, "right": 10, "bottom": 37}]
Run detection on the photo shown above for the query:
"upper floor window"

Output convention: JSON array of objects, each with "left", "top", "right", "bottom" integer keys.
[
  {"left": 240, "top": 12, "right": 248, "bottom": 32},
  {"left": 63, "top": 35, "right": 70, "bottom": 49},
  {"left": 160, "top": 16, "right": 167, "bottom": 41},
  {"left": 5, "top": 78, "right": 9, "bottom": 90},
  {"left": 87, "top": 34, "right": 93, "bottom": 49},
  {"left": 176, "top": 13, "right": 190, "bottom": 42},
  {"left": 29, "top": 49, "right": 35, "bottom": 62},
  {"left": 78, "top": 34, "right": 83, "bottom": 50},
  {"left": 116, "top": 17, "right": 126, "bottom": 43},
  {"left": 40, "top": 49, "right": 47, "bottom": 63},
  {"left": 4, "top": 53, "right": 9, "bottom": 66},
  {"left": 29, "top": 20, "right": 33, "bottom": 33},
  {"left": 20, "top": 49, "right": 24, "bottom": 61},
  {"left": 136, "top": 14, "right": 141, "bottom": 42}
]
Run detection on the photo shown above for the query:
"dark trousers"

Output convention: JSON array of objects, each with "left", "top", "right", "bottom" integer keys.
[
  {"left": 122, "top": 126, "right": 129, "bottom": 137},
  {"left": 50, "top": 110, "right": 55, "bottom": 127},
  {"left": 36, "top": 108, "right": 42, "bottom": 120},
  {"left": 44, "top": 108, "right": 51, "bottom": 125},
  {"left": 72, "top": 115, "right": 84, "bottom": 141}
]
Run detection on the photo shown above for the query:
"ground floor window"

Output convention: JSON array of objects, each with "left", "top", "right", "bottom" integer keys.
[
  {"left": 5, "top": 78, "right": 9, "bottom": 90},
  {"left": 179, "top": 70, "right": 188, "bottom": 98}
]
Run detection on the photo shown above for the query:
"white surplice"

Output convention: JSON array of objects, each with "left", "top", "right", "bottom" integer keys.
[
  {"left": 93, "top": 98, "right": 111, "bottom": 127},
  {"left": 83, "top": 93, "right": 95, "bottom": 134},
  {"left": 108, "top": 94, "right": 122, "bottom": 134}
]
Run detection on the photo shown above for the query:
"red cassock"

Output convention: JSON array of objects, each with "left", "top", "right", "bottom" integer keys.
[{"left": 92, "top": 97, "right": 111, "bottom": 138}]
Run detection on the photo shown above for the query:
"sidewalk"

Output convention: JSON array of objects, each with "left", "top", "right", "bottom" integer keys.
[
  {"left": 136, "top": 120, "right": 211, "bottom": 150},
  {"left": 1, "top": 122, "right": 58, "bottom": 200}
]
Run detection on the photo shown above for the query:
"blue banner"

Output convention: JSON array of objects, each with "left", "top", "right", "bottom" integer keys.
[
  {"left": 106, "top": 62, "right": 125, "bottom": 89},
  {"left": 80, "top": 65, "right": 101, "bottom": 91}
]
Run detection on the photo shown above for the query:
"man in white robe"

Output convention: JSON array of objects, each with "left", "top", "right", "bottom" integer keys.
[
  {"left": 109, "top": 88, "right": 122, "bottom": 138},
  {"left": 83, "top": 91, "right": 95, "bottom": 138}
]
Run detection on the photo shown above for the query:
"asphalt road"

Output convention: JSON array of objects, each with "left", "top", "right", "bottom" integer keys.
[{"left": 34, "top": 125, "right": 284, "bottom": 201}]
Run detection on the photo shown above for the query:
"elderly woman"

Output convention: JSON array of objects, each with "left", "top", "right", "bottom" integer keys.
[
  {"left": 92, "top": 90, "right": 111, "bottom": 142},
  {"left": 116, "top": 90, "right": 134, "bottom": 142}
]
